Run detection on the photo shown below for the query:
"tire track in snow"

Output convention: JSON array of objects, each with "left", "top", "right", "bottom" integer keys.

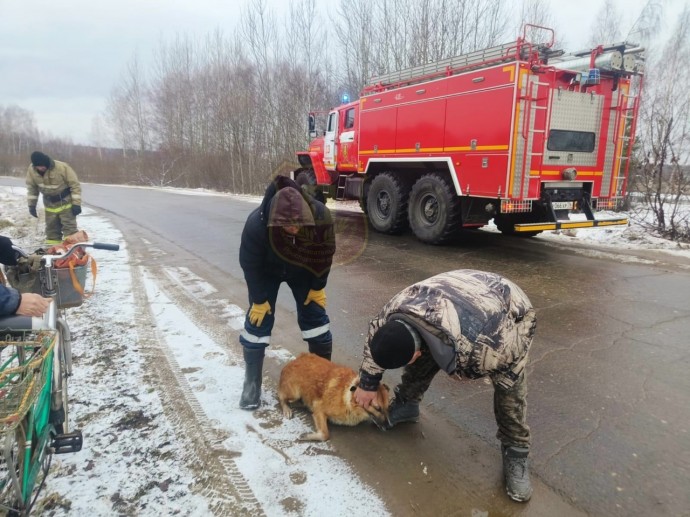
[{"left": 130, "top": 261, "right": 265, "bottom": 516}]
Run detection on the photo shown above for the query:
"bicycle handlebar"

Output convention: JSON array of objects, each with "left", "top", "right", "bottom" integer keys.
[
  {"left": 11, "top": 241, "right": 120, "bottom": 261},
  {"left": 92, "top": 242, "right": 120, "bottom": 251}
]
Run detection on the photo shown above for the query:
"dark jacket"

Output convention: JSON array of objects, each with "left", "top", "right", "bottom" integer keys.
[
  {"left": 0, "top": 286, "right": 21, "bottom": 317},
  {"left": 0, "top": 236, "right": 18, "bottom": 266},
  {"left": 360, "top": 269, "right": 537, "bottom": 390},
  {"left": 0, "top": 235, "right": 21, "bottom": 316},
  {"left": 239, "top": 176, "right": 335, "bottom": 304}
]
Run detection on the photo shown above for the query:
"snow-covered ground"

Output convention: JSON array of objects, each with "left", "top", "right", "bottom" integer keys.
[{"left": 0, "top": 184, "right": 688, "bottom": 515}]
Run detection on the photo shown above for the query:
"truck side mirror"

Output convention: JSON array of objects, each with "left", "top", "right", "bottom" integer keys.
[{"left": 308, "top": 114, "right": 317, "bottom": 139}]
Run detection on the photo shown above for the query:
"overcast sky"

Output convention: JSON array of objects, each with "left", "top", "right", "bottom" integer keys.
[{"left": 0, "top": 0, "right": 685, "bottom": 146}]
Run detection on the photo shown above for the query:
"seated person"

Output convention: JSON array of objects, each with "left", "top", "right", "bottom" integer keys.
[{"left": 0, "top": 235, "right": 51, "bottom": 318}]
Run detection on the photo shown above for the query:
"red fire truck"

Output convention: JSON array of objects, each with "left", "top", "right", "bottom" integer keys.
[{"left": 293, "top": 26, "right": 644, "bottom": 243}]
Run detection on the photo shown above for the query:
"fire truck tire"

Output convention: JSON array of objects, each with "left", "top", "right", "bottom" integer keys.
[
  {"left": 366, "top": 173, "right": 410, "bottom": 234},
  {"left": 408, "top": 174, "right": 462, "bottom": 244},
  {"left": 296, "top": 170, "right": 325, "bottom": 203}
]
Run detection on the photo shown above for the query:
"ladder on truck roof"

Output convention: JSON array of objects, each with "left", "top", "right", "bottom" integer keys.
[{"left": 363, "top": 40, "right": 554, "bottom": 94}]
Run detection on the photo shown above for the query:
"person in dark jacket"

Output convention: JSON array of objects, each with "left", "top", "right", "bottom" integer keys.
[
  {"left": 26, "top": 151, "right": 82, "bottom": 244},
  {"left": 354, "top": 269, "right": 537, "bottom": 503},
  {"left": 0, "top": 235, "right": 51, "bottom": 317},
  {"left": 238, "top": 176, "right": 336, "bottom": 409}
]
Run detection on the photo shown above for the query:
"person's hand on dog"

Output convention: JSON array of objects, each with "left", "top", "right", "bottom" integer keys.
[
  {"left": 303, "top": 288, "right": 326, "bottom": 309},
  {"left": 354, "top": 387, "right": 378, "bottom": 409},
  {"left": 248, "top": 301, "right": 272, "bottom": 326}
]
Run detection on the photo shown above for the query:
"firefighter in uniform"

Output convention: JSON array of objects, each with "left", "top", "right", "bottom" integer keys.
[
  {"left": 26, "top": 151, "right": 82, "bottom": 245},
  {"left": 238, "top": 175, "right": 335, "bottom": 410},
  {"left": 354, "top": 269, "right": 537, "bottom": 502}
]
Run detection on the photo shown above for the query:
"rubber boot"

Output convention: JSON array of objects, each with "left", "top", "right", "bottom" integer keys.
[
  {"left": 502, "top": 445, "right": 533, "bottom": 502},
  {"left": 308, "top": 340, "right": 332, "bottom": 361},
  {"left": 239, "top": 347, "right": 265, "bottom": 410},
  {"left": 386, "top": 388, "right": 420, "bottom": 428}
]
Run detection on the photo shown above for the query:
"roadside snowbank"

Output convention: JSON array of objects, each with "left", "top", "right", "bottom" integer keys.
[{"left": 0, "top": 186, "right": 390, "bottom": 516}]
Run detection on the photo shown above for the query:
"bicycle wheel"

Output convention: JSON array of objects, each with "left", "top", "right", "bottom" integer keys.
[
  {"left": 0, "top": 419, "right": 26, "bottom": 514},
  {"left": 50, "top": 329, "right": 70, "bottom": 435},
  {"left": 57, "top": 341, "right": 69, "bottom": 435}
]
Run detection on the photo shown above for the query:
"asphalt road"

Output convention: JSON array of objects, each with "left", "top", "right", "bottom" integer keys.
[{"left": 4, "top": 178, "right": 689, "bottom": 516}]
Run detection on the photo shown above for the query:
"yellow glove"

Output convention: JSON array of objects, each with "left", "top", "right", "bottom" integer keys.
[
  {"left": 248, "top": 301, "right": 272, "bottom": 326},
  {"left": 304, "top": 289, "right": 327, "bottom": 309}
]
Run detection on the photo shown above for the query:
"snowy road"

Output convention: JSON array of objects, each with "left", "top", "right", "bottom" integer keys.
[{"left": 2, "top": 179, "right": 689, "bottom": 516}]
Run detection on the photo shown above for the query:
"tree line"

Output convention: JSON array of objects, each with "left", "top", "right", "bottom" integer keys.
[{"left": 1, "top": 0, "right": 688, "bottom": 241}]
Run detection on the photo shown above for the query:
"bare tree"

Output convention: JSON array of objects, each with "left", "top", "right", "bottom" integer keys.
[
  {"left": 631, "top": 6, "right": 690, "bottom": 242},
  {"left": 627, "top": 0, "right": 665, "bottom": 43},
  {"left": 89, "top": 114, "right": 108, "bottom": 160},
  {"left": 588, "top": 0, "right": 622, "bottom": 46},
  {"left": 0, "top": 104, "right": 40, "bottom": 174},
  {"left": 334, "top": 0, "right": 511, "bottom": 98},
  {"left": 287, "top": 0, "right": 325, "bottom": 110},
  {"left": 106, "top": 52, "right": 153, "bottom": 157},
  {"left": 334, "top": 0, "right": 375, "bottom": 96}
]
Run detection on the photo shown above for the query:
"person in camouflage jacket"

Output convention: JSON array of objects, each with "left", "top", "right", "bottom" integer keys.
[
  {"left": 26, "top": 151, "right": 82, "bottom": 244},
  {"left": 354, "top": 269, "right": 537, "bottom": 503}
]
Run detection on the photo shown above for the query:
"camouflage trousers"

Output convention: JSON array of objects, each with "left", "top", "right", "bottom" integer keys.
[
  {"left": 44, "top": 207, "right": 78, "bottom": 243},
  {"left": 395, "top": 347, "right": 531, "bottom": 448}
]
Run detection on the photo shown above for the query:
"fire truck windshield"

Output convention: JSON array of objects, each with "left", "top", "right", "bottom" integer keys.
[{"left": 547, "top": 129, "right": 596, "bottom": 153}]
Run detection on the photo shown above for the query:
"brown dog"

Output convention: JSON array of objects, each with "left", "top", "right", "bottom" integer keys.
[{"left": 278, "top": 353, "right": 390, "bottom": 441}]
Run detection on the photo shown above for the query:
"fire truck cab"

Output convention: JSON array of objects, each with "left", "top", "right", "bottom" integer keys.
[{"left": 294, "top": 26, "right": 644, "bottom": 244}]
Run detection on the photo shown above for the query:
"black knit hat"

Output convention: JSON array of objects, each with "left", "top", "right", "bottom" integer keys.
[
  {"left": 370, "top": 320, "right": 417, "bottom": 369},
  {"left": 30, "top": 151, "right": 51, "bottom": 168}
]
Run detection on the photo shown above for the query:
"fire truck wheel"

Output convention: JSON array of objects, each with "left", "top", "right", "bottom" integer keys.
[
  {"left": 366, "top": 173, "right": 410, "bottom": 234},
  {"left": 296, "top": 170, "right": 325, "bottom": 203},
  {"left": 408, "top": 174, "right": 462, "bottom": 244}
]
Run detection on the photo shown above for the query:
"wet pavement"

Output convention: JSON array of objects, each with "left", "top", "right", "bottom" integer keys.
[
  {"left": 331, "top": 215, "right": 690, "bottom": 516},
  {"left": 3, "top": 178, "right": 688, "bottom": 516}
]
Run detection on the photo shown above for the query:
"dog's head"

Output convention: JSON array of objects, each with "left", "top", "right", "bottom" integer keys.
[{"left": 364, "top": 383, "right": 390, "bottom": 429}]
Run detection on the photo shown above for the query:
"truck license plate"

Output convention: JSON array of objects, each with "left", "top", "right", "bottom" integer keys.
[{"left": 552, "top": 201, "right": 574, "bottom": 210}]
